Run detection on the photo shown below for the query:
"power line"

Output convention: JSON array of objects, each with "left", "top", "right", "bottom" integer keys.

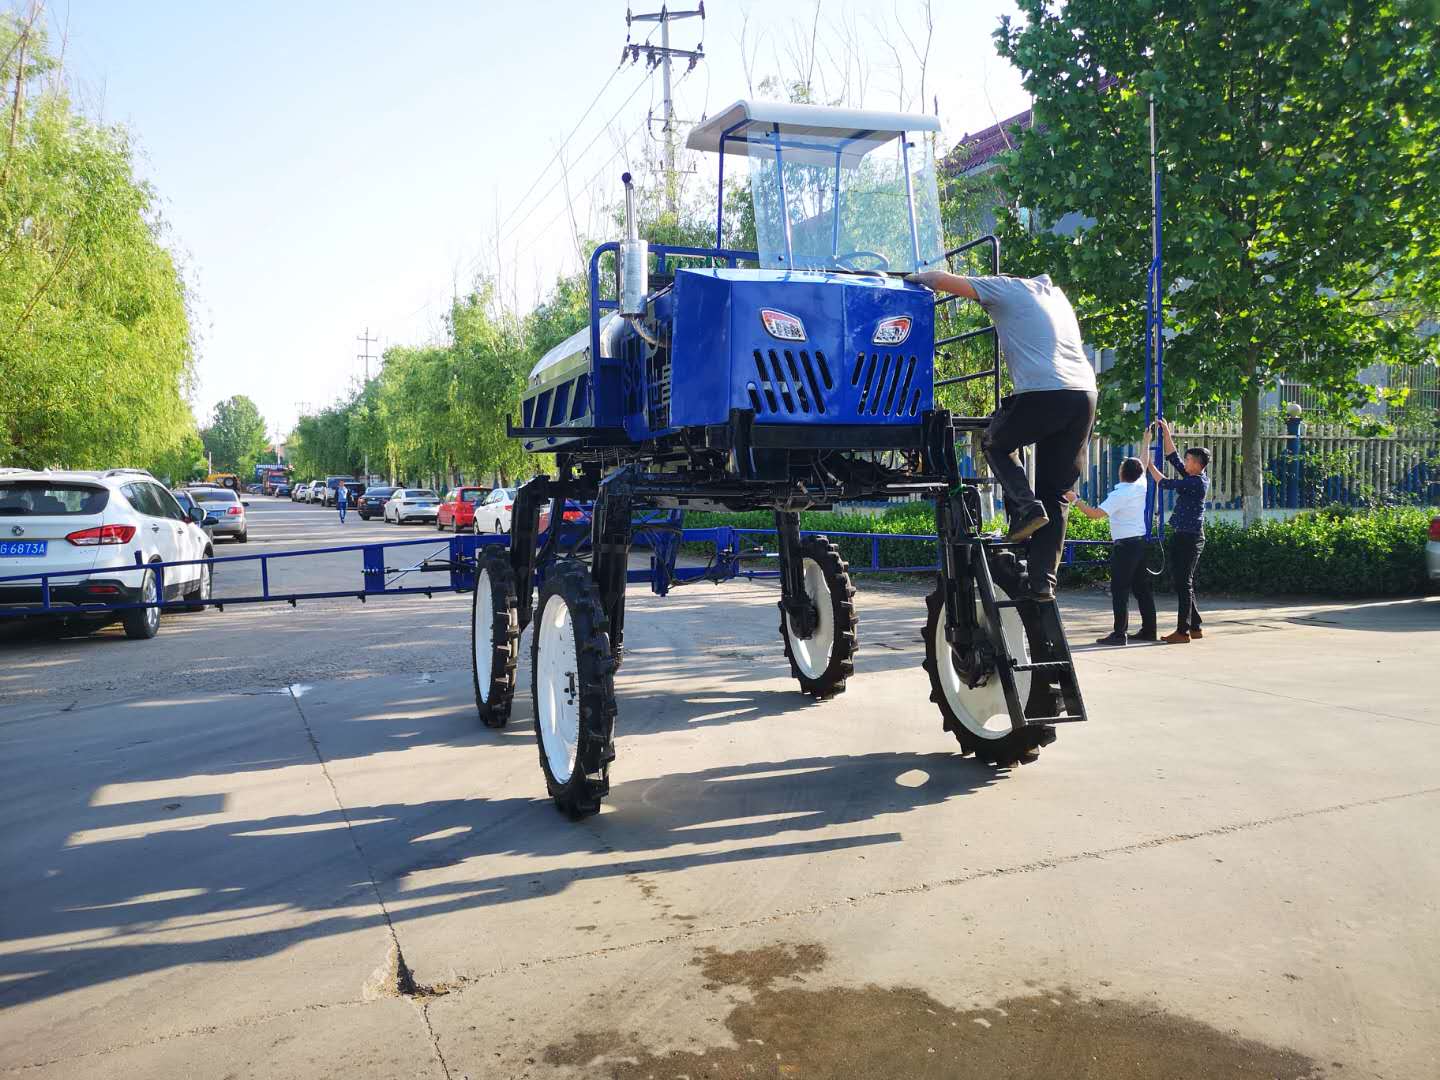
[
  {"left": 493, "top": 69, "right": 654, "bottom": 250},
  {"left": 523, "top": 115, "right": 652, "bottom": 248},
  {"left": 491, "top": 64, "right": 627, "bottom": 239}
]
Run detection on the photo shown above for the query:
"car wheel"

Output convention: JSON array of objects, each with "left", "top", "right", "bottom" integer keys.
[
  {"left": 184, "top": 553, "right": 213, "bottom": 612},
  {"left": 237, "top": 531, "right": 248, "bottom": 544},
  {"left": 121, "top": 566, "right": 162, "bottom": 640}
]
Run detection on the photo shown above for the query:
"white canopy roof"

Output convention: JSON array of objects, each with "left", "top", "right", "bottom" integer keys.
[{"left": 686, "top": 100, "right": 941, "bottom": 160}]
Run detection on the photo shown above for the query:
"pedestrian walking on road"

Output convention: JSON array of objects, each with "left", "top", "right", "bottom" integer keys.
[
  {"left": 1065, "top": 456, "right": 1157, "bottom": 646},
  {"left": 1146, "top": 419, "right": 1210, "bottom": 643},
  {"left": 335, "top": 481, "right": 347, "bottom": 524}
]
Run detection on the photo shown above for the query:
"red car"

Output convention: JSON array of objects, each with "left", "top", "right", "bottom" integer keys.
[{"left": 437, "top": 486, "right": 490, "bottom": 532}]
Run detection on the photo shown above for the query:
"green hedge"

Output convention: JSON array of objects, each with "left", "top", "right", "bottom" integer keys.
[
  {"left": 677, "top": 504, "right": 1434, "bottom": 597},
  {"left": 1194, "top": 507, "right": 1432, "bottom": 596}
]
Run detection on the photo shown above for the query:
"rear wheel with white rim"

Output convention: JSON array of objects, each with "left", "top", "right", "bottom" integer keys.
[
  {"left": 121, "top": 566, "right": 162, "bottom": 640},
  {"left": 922, "top": 579, "right": 1051, "bottom": 766},
  {"left": 779, "top": 537, "right": 857, "bottom": 700},
  {"left": 531, "top": 562, "right": 616, "bottom": 819},
  {"left": 472, "top": 548, "right": 520, "bottom": 727}
]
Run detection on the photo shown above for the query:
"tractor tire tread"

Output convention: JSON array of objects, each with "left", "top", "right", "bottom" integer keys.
[
  {"left": 531, "top": 561, "right": 617, "bottom": 819},
  {"left": 779, "top": 535, "right": 858, "bottom": 701},
  {"left": 922, "top": 584, "right": 1052, "bottom": 767},
  {"left": 472, "top": 548, "right": 520, "bottom": 729}
]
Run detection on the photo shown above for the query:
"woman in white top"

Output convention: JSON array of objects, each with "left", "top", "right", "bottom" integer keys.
[{"left": 1066, "top": 457, "right": 1157, "bottom": 646}]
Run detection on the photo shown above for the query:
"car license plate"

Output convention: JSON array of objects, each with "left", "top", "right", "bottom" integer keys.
[{"left": 0, "top": 540, "right": 47, "bottom": 557}]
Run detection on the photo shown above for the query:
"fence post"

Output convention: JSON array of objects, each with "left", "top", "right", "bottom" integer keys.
[{"left": 1285, "top": 408, "right": 1303, "bottom": 510}]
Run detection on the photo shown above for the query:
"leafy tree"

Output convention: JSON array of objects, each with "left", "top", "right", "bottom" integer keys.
[
  {"left": 149, "top": 427, "right": 208, "bottom": 485},
  {"left": 201, "top": 395, "right": 268, "bottom": 474},
  {"left": 989, "top": 0, "right": 1440, "bottom": 523},
  {"left": 1, "top": 12, "right": 196, "bottom": 471}
]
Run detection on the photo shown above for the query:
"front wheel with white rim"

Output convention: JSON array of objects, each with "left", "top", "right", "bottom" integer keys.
[
  {"left": 922, "top": 580, "right": 1052, "bottom": 766},
  {"left": 531, "top": 562, "right": 617, "bottom": 819},
  {"left": 121, "top": 567, "right": 162, "bottom": 640},
  {"left": 471, "top": 548, "right": 519, "bottom": 728},
  {"left": 779, "top": 537, "right": 857, "bottom": 700}
]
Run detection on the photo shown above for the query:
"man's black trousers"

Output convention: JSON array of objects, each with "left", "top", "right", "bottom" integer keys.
[
  {"left": 1168, "top": 530, "right": 1205, "bottom": 633},
  {"left": 1109, "top": 537, "right": 1157, "bottom": 636},
  {"left": 983, "top": 389, "right": 1097, "bottom": 594}
]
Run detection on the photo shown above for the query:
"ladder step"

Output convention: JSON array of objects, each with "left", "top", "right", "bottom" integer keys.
[
  {"left": 1024, "top": 714, "right": 1087, "bottom": 724},
  {"left": 1012, "top": 660, "right": 1073, "bottom": 672}
]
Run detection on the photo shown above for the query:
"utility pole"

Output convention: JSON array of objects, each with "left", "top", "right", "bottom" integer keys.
[
  {"left": 356, "top": 327, "right": 378, "bottom": 384},
  {"left": 624, "top": 3, "right": 705, "bottom": 218}
]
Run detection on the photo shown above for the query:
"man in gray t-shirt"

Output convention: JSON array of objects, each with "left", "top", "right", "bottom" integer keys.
[{"left": 906, "top": 270, "right": 1098, "bottom": 598}]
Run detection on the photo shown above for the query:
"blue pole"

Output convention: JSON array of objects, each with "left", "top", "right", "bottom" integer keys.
[{"left": 1143, "top": 95, "right": 1165, "bottom": 542}]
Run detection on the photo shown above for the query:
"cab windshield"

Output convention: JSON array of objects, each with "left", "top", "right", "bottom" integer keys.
[{"left": 746, "top": 128, "right": 943, "bottom": 274}]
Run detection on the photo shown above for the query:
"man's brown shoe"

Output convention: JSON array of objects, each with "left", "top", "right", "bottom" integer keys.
[
  {"left": 1189, "top": 628, "right": 1204, "bottom": 639},
  {"left": 1161, "top": 630, "right": 1191, "bottom": 644}
]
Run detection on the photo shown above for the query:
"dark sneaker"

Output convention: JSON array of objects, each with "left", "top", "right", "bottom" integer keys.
[
  {"left": 1132, "top": 628, "right": 1159, "bottom": 642},
  {"left": 1005, "top": 504, "right": 1049, "bottom": 543},
  {"left": 1094, "top": 633, "right": 1127, "bottom": 647}
]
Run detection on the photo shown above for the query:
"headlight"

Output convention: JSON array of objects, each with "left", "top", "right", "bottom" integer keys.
[
  {"left": 760, "top": 309, "right": 806, "bottom": 342},
  {"left": 873, "top": 316, "right": 912, "bottom": 346}
]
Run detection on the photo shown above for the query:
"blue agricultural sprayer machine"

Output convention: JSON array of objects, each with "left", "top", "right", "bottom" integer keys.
[{"left": 478, "top": 101, "right": 1088, "bottom": 817}]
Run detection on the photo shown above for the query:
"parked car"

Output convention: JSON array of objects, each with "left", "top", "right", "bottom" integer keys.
[
  {"left": 291, "top": 481, "right": 309, "bottom": 502},
  {"left": 437, "top": 486, "right": 490, "bottom": 532},
  {"left": 170, "top": 490, "right": 218, "bottom": 536},
  {"left": 1428, "top": 513, "right": 1440, "bottom": 584},
  {"left": 189, "top": 487, "right": 250, "bottom": 543},
  {"left": 537, "top": 499, "right": 592, "bottom": 534},
  {"left": 0, "top": 468, "right": 214, "bottom": 638},
  {"left": 321, "top": 476, "right": 362, "bottom": 507},
  {"left": 384, "top": 489, "right": 440, "bottom": 524},
  {"left": 357, "top": 486, "right": 395, "bottom": 520},
  {"left": 477, "top": 487, "right": 517, "bottom": 533},
  {"left": 271, "top": 480, "right": 292, "bottom": 498},
  {"left": 303, "top": 482, "right": 325, "bottom": 504}
]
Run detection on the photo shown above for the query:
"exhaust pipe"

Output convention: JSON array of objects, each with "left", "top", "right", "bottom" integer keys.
[{"left": 618, "top": 172, "right": 649, "bottom": 319}]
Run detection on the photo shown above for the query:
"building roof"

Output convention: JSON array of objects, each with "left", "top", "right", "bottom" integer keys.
[{"left": 947, "top": 107, "right": 1034, "bottom": 175}]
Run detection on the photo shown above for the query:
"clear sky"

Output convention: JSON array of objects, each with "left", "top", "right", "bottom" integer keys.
[{"left": 51, "top": 1, "right": 1031, "bottom": 440}]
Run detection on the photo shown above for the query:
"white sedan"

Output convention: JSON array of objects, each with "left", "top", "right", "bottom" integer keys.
[
  {"left": 384, "top": 489, "right": 440, "bottom": 524},
  {"left": 478, "top": 487, "right": 517, "bottom": 533}
]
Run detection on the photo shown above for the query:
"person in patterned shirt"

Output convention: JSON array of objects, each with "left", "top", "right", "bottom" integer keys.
[{"left": 1145, "top": 419, "right": 1210, "bottom": 643}]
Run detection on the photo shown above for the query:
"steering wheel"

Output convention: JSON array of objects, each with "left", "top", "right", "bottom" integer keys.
[{"left": 834, "top": 250, "right": 891, "bottom": 272}]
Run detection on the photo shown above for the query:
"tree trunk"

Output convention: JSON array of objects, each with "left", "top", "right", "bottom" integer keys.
[{"left": 1240, "top": 351, "right": 1264, "bottom": 528}]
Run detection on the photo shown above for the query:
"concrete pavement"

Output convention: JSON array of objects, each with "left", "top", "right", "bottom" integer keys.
[{"left": 2, "top": 497, "right": 1437, "bottom": 1078}]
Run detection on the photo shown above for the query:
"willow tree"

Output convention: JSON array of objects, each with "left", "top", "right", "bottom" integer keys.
[
  {"left": 0, "top": 13, "right": 196, "bottom": 471},
  {"left": 991, "top": 0, "right": 1440, "bottom": 523}
]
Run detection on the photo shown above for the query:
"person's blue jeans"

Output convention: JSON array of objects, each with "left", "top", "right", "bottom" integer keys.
[{"left": 337, "top": 497, "right": 347, "bottom": 523}]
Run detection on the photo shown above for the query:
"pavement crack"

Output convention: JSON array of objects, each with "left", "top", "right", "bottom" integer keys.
[{"left": 286, "top": 687, "right": 452, "bottom": 1079}]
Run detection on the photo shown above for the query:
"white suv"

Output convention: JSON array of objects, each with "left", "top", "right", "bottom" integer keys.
[{"left": 0, "top": 468, "right": 214, "bottom": 639}]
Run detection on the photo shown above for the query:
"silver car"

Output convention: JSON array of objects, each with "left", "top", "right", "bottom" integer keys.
[{"left": 189, "top": 487, "right": 249, "bottom": 543}]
